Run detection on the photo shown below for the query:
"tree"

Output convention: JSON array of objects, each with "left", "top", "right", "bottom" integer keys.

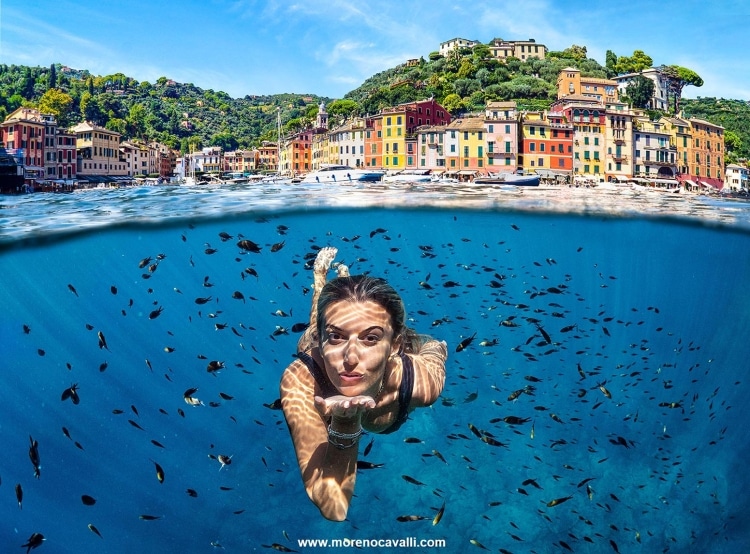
[
  {"left": 428, "top": 51, "right": 442, "bottom": 62},
  {"left": 48, "top": 64, "right": 57, "bottom": 90},
  {"left": 38, "top": 88, "right": 74, "bottom": 127},
  {"left": 615, "top": 50, "right": 653, "bottom": 74},
  {"left": 625, "top": 75, "right": 655, "bottom": 109},
  {"left": 441, "top": 93, "right": 465, "bottom": 114},
  {"left": 562, "top": 45, "right": 588, "bottom": 61},
  {"left": 327, "top": 99, "right": 360, "bottom": 120},
  {"left": 605, "top": 50, "right": 617, "bottom": 77},
  {"left": 659, "top": 65, "right": 703, "bottom": 113}
]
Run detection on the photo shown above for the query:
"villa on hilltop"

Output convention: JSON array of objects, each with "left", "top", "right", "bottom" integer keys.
[{"left": 439, "top": 37, "right": 548, "bottom": 61}]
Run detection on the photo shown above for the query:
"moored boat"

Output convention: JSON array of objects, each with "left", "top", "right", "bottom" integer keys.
[
  {"left": 300, "top": 164, "right": 384, "bottom": 184},
  {"left": 0, "top": 143, "right": 26, "bottom": 194},
  {"left": 473, "top": 172, "right": 540, "bottom": 186}
]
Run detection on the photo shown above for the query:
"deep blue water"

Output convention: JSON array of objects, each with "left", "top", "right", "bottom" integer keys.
[{"left": 2, "top": 185, "right": 750, "bottom": 553}]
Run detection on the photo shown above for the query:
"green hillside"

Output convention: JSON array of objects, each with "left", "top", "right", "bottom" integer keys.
[{"left": 1, "top": 45, "right": 748, "bottom": 160}]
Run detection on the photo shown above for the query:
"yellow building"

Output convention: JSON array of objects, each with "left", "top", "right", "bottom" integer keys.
[
  {"left": 71, "top": 121, "right": 127, "bottom": 176},
  {"left": 557, "top": 67, "right": 618, "bottom": 104},
  {"left": 605, "top": 102, "right": 636, "bottom": 181}
]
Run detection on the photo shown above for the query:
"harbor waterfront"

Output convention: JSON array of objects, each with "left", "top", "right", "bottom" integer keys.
[{"left": 2, "top": 183, "right": 750, "bottom": 553}]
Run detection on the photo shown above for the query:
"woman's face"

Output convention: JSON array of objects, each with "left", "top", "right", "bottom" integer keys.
[{"left": 319, "top": 300, "right": 397, "bottom": 398}]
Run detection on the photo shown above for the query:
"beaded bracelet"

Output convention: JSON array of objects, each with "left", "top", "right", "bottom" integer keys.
[{"left": 327, "top": 423, "right": 363, "bottom": 449}]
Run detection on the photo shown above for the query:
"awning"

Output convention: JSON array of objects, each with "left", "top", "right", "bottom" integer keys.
[
  {"left": 683, "top": 179, "right": 697, "bottom": 187},
  {"left": 614, "top": 175, "right": 630, "bottom": 181},
  {"left": 458, "top": 170, "right": 478, "bottom": 175}
]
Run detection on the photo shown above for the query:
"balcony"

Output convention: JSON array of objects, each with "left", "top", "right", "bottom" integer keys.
[{"left": 612, "top": 154, "right": 628, "bottom": 162}]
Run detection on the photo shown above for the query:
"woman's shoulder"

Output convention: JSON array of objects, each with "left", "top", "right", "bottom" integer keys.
[{"left": 280, "top": 356, "right": 315, "bottom": 399}]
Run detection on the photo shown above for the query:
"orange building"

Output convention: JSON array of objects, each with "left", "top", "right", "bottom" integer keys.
[
  {"left": 519, "top": 111, "right": 573, "bottom": 177},
  {"left": 557, "top": 67, "right": 618, "bottom": 104}
]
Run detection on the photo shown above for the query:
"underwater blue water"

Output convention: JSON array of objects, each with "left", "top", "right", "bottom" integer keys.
[{"left": 2, "top": 185, "right": 750, "bottom": 553}]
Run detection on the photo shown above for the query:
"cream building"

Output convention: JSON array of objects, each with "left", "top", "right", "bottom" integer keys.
[
  {"left": 71, "top": 121, "right": 127, "bottom": 176},
  {"left": 489, "top": 38, "right": 547, "bottom": 61}
]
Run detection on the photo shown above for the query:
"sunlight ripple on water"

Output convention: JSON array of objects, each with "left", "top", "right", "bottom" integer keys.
[{"left": 1, "top": 182, "right": 750, "bottom": 243}]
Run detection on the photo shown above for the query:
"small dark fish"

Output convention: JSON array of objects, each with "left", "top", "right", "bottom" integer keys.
[
  {"left": 363, "top": 436, "right": 374, "bottom": 457},
  {"left": 237, "top": 239, "right": 261, "bottom": 253},
  {"left": 356, "top": 460, "right": 384, "bottom": 470},
  {"left": 456, "top": 332, "right": 477, "bottom": 353},
  {"left": 110, "top": 285, "right": 118, "bottom": 295},
  {"left": 68, "top": 283, "right": 79, "bottom": 296},
  {"left": 98, "top": 331, "right": 109, "bottom": 351},
  {"left": 151, "top": 440, "right": 165, "bottom": 449},
  {"left": 128, "top": 419, "right": 145, "bottom": 431},
  {"left": 138, "top": 256, "right": 152, "bottom": 268},
  {"left": 546, "top": 495, "right": 573, "bottom": 507},
  {"left": 433, "top": 500, "right": 446, "bottom": 525},
  {"left": 186, "top": 488, "right": 198, "bottom": 497},
  {"left": 151, "top": 459, "right": 165, "bottom": 483},
  {"left": 28, "top": 436, "right": 41, "bottom": 478},
  {"left": 291, "top": 322, "right": 308, "bottom": 333},
  {"left": 149, "top": 306, "right": 164, "bottom": 319},
  {"left": 219, "top": 392, "right": 234, "bottom": 400},
  {"left": 99, "top": 361, "right": 108, "bottom": 372},
  {"left": 81, "top": 494, "right": 97, "bottom": 506},
  {"left": 61, "top": 383, "right": 80, "bottom": 405},
  {"left": 195, "top": 296, "right": 213, "bottom": 305},
  {"left": 207, "top": 360, "right": 225, "bottom": 374},
  {"left": 218, "top": 231, "right": 233, "bottom": 241},
  {"left": 16, "top": 483, "right": 23, "bottom": 509},
  {"left": 262, "top": 544, "right": 298, "bottom": 552},
  {"left": 88, "top": 523, "right": 103, "bottom": 538},
  {"left": 396, "top": 514, "right": 429, "bottom": 522},
  {"left": 369, "top": 227, "right": 387, "bottom": 238},
  {"left": 139, "top": 514, "right": 161, "bottom": 520},
  {"left": 535, "top": 323, "right": 552, "bottom": 344},
  {"left": 232, "top": 291, "right": 246, "bottom": 302},
  {"left": 468, "top": 423, "right": 483, "bottom": 438},
  {"left": 23, "top": 324, "right": 31, "bottom": 334},
  {"left": 21, "top": 532, "right": 45, "bottom": 552},
  {"left": 404, "top": 437, "right": 424, "bottom": 444},
  {"left": 402, "top": 475, "right": 425, "bottom": 486},
  {"left": 270, "top": 241, "right": 285, "bottom": 252},
  {"left": 470, "top": 538, "right": 491, "bottom": 550}
]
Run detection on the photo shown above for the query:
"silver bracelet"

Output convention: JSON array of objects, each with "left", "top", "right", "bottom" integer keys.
[{"left": 327, "top": 423, "right": 363, "bottom": 441}]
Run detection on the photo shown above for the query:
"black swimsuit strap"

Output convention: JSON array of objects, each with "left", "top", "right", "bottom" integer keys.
[
  {"left": 380, "top": 353, "right": 414, "bottom": 434},
  {"left": 297, "top": 351, "right": 338, "bottom": 397}
]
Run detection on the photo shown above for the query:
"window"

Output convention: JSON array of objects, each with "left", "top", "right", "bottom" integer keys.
[
  {"left": 488, "top": 124, "right": 494, "bottom": 133},
  {"left": 463, "top": 146, "right": 469, "bottom": 157},
  {"left": 397, "top": 116, "right": 402, "bottom": 125},
  {"left": 505, "top": 124, "right": 511, "bottom": 134},
  {"left": 538, "top": 158, "right": 543, "bottom": 166},
  {"left": 530, "top": 143, "right": 536, "bottom": 152},
  {"left": 540, "top": 143, "right": 545, "bottom": 153},
  {"left": 478, "top": 146, "right": 483, "bottom": 157},
  {"left": 530, "top": 127, "right": 536, "bottom": 135}
]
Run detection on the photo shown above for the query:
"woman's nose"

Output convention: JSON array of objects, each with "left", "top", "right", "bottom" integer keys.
[{"left": 344, "top": 339, "right": 360, "bottom": 363}]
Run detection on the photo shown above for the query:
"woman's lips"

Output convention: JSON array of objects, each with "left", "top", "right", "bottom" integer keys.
[{"left": 338, "top": 372, "right": 363, "bottom": 384}]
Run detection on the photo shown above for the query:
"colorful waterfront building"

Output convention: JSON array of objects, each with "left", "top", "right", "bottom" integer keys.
[
  {"left": 445, "top": 117, "right": 485, "bottom": 178},
  {"left": 659, "top": 114, "right": 692, "bottom": 183},
  {"left": 604, "top": 102, "right": 636, "bottom": 182},
  {"left": 518, "top": 111, "right": 574, "bottom": 178},
  {"left": 557, "top": 68, "right": 619, "bottom": 104},
  {"left": 614, "top": 68, "right": 672, "bottom": 112},
  {"left": 120, "top": 140, "right": 149, "bottom": 176},
  {"left": 281, "top": 130, "right": 312, "bottom": 176},
  {"left": 70, "top": 121, "right": 128, "bottom": 178},
  {"left": 725, "top": 163, "right": 749, "bottom": 191},
  {"left": 552, "top": 96, "right": 607, "bottom": 181},
  {"left": 484, "top": 101, "right": 519, "bottom": 174},
  {"left": 328, "top": 118, "right": 366, "bottom": 168},
  {"left": 379, "top": 99, "right": 451, "bottom": 171},
  {"left": 257, "top": 141, "right": 279, "bottom": 173},
  {"left": 416, "top": 125, "right": 448, "bottom": 171},
  {"left": 365, "top": 116, "right": 383, "bottom": 169},
  {"left": 632, "top": 116, "right": 678, "bottom": 182},
  {"left": 688, "top": 117, "right": 724, "bottom": 189},
  {"left": 0, "top": 107, "right": 47, "bottom": 185}
]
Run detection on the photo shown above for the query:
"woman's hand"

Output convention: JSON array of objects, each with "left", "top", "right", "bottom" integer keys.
[{"left": 314, "top": 395, "right": 376, "bottom": 421}]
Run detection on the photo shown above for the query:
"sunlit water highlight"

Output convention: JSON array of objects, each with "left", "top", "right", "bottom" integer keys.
[{"left": 1, "top": 183, "right": 749, "bottom": 553}]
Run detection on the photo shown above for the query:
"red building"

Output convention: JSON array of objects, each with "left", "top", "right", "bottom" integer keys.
[{"left": 519, "top": 111, "right": 573, "bottom": 179}]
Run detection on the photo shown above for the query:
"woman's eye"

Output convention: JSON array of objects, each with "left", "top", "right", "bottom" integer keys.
[
  {"left": 327, "top": 332, "right": 343, "bottom": 343},
  {"left": 363, "top": 334, "right": 380, "bottom": 344}
]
